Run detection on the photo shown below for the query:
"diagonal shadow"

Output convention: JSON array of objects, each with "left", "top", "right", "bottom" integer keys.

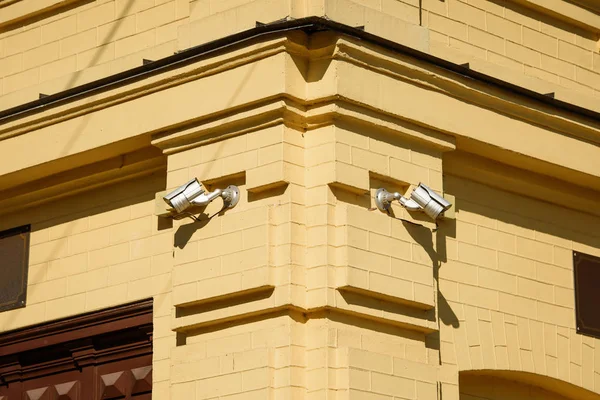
[{"left": 58, "top": 0, "right": 136, "bottom": 158}]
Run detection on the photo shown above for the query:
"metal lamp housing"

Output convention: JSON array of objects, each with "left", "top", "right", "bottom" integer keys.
[
  {"left": 163, "top": 178, "right": 204, "bottom": 213},
  {"left": 410, "top": 184, "right": 451, "bottom": 220}
]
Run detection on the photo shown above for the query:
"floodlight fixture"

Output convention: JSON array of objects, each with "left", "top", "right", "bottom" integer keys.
[
  {"left": 375, "top": 183, "right": 451, "bottom": 220},
  {"left": 163, "top": 178, "right": 240, "bottom": 215}
]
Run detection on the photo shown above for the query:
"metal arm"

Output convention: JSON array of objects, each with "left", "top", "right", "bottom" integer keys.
[
  {"left": 190, "top": 189, "right": 222, "bottom": 206},
  {"left": 375, "top": 188, "right": 423, "bottom": 213},
  {"left": 398, "top": 196, "right": 422, "bottom": 211},
  {"left": 190, "top": 185, "right": 240, "bottom": 209}
]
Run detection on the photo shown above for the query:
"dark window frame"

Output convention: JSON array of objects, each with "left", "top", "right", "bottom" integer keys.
[
  {"left": 0, "top": 224, "right": 31, "bottom": 313},
  {"left": 573, "top": 251, "right": 600, "bottom": 338}
]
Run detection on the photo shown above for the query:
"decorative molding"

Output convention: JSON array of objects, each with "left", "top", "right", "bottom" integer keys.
[
  {"left": 337, "top": 282, "right": 434, "bottom": 311},
  {"left": 0, "top": 26, "right": 598, "bottom": 200},
  {"left": 173, "top": 292, "right": 437, "bottom": 335},
  {"left": 1, "top": 30, "right": 596, "bottom": 154},
  {"left": 174, "top": 304, "right": 437, "bottom": 338},
  {"left": 151, "top": 98, "right": 456, "bottom": 155},
  {"left": 0, "top": 36, "right": 295, "bottom": 141},
  {"left": 0, "top": 299, "right": 152, "bottom": 357},
  {"left": 333, "top": 39, "right": 600, "bottom": 146},
  {"left": 0, "top": 300, "right": 152, "bottom": 399}
]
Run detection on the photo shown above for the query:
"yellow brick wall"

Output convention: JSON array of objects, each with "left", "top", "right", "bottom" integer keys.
[
  {"left": 425, "top": 0, "right": 600, "bottom": 96},
  {"left": 171, "top": 313, "right": 302, "bottom": 399},
  {"left": 160, "top": 106, "right": 600, "bottom": 399},
  {"left": 0, "top": 0, "right": 190, "bottom": 109},
  {"left": 1, "top": 6, "right": 599, "bottom": 400},
  {"left": 440, "top": 173, "right": 600, "bottom": 394}
]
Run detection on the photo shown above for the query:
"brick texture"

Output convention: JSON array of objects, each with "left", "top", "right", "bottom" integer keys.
[
  {"left": 441, "top": 174, "right": 600, "bottom": 392},
  {"left": 423, "top": 0, "right": 600, "bottom": 93}
]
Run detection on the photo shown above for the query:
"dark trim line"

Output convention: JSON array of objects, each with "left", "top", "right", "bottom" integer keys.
[{"left": 0, "top": 16, "right": 598, "bottom": 124}]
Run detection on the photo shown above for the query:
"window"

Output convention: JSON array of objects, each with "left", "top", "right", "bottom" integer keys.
[
  {"left": 0, "top": 225, "right": 30, "bottom": 313},
  {"left": 574, "top": 251, "right": 600, "bottom": 338}
]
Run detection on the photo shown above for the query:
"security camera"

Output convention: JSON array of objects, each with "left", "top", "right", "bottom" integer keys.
[
  {"left": 375, "top": 183, "right": 451, "bottom": 220},
  {"left": 163, "top": 178, "right": 240, "bottom": 214}
]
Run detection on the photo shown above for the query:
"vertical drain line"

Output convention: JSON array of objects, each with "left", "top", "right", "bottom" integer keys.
[{"left": 419, "top": 0, "right": 423, "bottom": 26}]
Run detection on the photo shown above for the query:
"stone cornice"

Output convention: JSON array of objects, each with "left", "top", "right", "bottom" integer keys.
[
  {"left": 0, "top": 36, "right": 297, "bottom": 142},
  {"left": 333, "top": 38, "right": 600, "bottom": 147},
  {"left": 150, "top": 98, "right": 457, "bottom": 154},
  {"left": 1, "top": 29, "right": 598, "bottom": 149}
]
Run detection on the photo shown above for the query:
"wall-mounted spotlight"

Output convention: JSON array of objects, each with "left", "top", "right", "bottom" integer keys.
[
  {"left": 163, "top": 178, "right": 240, "bottom": 216},
  {"left": 375, "top": 183, "right": 451, "bottom": 220}
]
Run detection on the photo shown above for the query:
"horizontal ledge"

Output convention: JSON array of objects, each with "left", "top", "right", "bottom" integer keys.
[
  {"left": 336, "top": 285, "right": 434, "bottom": 311},
  {"left": 172, "top": 303, "right": 437, "bottom": 335},
  {"left": 174, "top": 284, "right": 275, "bottom": 310},
  {"left": 247, "top": 180, "right": 289, "bottom": 194}
]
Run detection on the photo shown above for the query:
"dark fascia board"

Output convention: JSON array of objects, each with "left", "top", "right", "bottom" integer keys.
[{"left": 0, "top": 16, "right": 598, "bottom": 124}]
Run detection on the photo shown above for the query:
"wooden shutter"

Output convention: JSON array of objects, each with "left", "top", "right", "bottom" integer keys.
[{"left": 574, "top": 251, "right": 600, "bottom": 338}]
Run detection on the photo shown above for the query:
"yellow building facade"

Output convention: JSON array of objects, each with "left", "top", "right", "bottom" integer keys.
[{"left": 0, "top": 0, "right": 600, "bottom": 399}]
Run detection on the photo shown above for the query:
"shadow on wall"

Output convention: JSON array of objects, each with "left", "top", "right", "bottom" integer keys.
[
  {"left": 0, "top": 170, "right": 167, "bottom": 330},
  {"left": 57, "top": 0, "right": 137, "bottom": 159},
  {"left": 391, "top": 210, "right": 460, "bottom": 329},
  {"left": 329, "top": 151, "right": 462, "bottom": 331},
  {"left": 435, "top": 218, "right": 460, "bottom": 328},
  {"left": 445, "top": 175, "right": 600, "bottom": 253},
  {"left": 0, "top": 171, "right": 167, "bottom": 234},
  {"left": 437, "top": 171, "right": 600, "bottom": 348}
]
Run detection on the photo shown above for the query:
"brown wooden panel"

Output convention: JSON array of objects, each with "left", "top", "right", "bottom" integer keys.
[
  {"left": 574, "top": 251, "right": 600, "bottom": 338},
  {"left": 0, "top": 300, "right": 152, "bottom": 400},
  {"left": 0, "top": 225, "right": 30, "bottom": 313},
  {"left": 0, "top": 299, "right": 152, "bottom": 357}
]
